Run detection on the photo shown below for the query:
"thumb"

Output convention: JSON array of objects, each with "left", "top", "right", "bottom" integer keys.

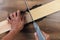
[
  {"left": 34, "top": 32, "right": 38, "bottom": 40},
  {"left": 34, "top": 32, "right": 50, "bottom": 40}
]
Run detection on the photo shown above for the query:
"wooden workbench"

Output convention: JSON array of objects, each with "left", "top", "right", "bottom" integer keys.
[{"left": 0, "top": 0, "right": 60, "bottom": 40}]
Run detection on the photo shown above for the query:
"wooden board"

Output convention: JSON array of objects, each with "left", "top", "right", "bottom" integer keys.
[
  {"left": 30, "top": 0, "right": 60, "bottom": 20},
  {"left": 0, "top": 0, "right": 60, "bottom": 34}
]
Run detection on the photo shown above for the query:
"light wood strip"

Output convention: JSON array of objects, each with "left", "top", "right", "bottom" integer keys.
[{"left": 30, "top": 0, "right": 60, "bottom": 20}]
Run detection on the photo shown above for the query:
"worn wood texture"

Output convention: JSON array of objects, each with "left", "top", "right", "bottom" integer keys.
[
  {"left": 0, "top": 0, "right": 60, "bottom": 40},
  {"left": 0, "top": 0, "right": 60, "bottom": 34}
]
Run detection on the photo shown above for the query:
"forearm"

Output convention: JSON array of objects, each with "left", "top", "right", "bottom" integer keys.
[{"left": 2, "top": 29, "right": 20, "bottom": 40}]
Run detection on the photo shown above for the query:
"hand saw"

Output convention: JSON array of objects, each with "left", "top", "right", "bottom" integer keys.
[{"left": 24, "top": 0, "right": 45, "bottom": 40}]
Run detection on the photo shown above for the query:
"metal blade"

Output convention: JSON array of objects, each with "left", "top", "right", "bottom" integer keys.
[{"left": 24, "top": 0, "right": 45, "bottom": 40}]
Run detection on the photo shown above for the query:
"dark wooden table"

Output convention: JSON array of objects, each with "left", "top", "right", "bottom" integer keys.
[{"left": 0, "top": 0, "right": 60, "bottom": 40}]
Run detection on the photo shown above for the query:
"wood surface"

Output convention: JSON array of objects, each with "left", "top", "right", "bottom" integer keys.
[
  {"left": 0, "top": 0, "right": 60, "bottom": 40},
  {"left": 0, "top": 0, "right": 60, "bottom": 34},
  {"left": 30, "top": 0, "right": 60, "bottom": 20}
]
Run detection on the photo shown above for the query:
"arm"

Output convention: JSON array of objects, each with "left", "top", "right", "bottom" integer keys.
[
  {"left": 2, "top": 10, "right": 24, "bottom": 40},
  {"left": 2, "top": 10, "right": 50, "bottom": 40},
  {"left": 2, "top": 29, "right": 20, "bottom": 40}
]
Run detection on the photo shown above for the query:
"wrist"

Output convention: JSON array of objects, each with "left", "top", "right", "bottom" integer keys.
[
  {"left": 10, "top": 28, "right": 20, "bottom": 33},
  {"left": 10, "top": 29, "right": 19, "bottom": 33},
  {"left": 11, "top": 26, "right": 23, "bottom": 32},
  {"left": 2, "top": 29, "right": 19, "bottom": 40}
]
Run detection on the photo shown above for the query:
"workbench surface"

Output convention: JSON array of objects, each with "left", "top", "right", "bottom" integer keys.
[{"left": 0, "top": 0, "right": 60, "bottom": 40}]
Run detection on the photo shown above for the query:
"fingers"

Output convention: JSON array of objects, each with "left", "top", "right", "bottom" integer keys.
[
  {"left": 34, "top": 32, "right": 38, "bottom": 40},
  {"left": 12, "top": 10, "right": 20, "bottom": 18},
  {"left": 8, "top": 10, "right": 20, "bottom": 19},
  {"left": 16, "top": 10, "right": 22, "bottom": 19},
  {"left": 16, "top": 10, "right": 20, "bottom": 16},
  {"left": 8, "top": 18, "right": 11, "bottom": 24},
  {"left": 34, "top": 32, "right": 50, "bottom": 40},
  {"left": 42, "top": 31, "right": 50, "bottom": 40},
  {"left": 9, "top": 13, "right": 14, "bottom": 20},
  {"left": 8, "top": 10, "right": 24, "bottom": 23},
  {"left": 13, "top": 12, "right": 16, "bottom": 17}
]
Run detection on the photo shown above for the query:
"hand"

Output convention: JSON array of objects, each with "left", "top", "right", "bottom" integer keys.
[
  {"left": 8, "top": 10, "right": 24, "bottom": 31},
  {"left": 34, "top": 31, "right": 50, "bottom": 40},
  {"left": 2, "top": 10, "right": 25, "bottom": 40}
]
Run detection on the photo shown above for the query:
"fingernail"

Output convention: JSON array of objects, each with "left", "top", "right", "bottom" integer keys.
[
  {"left": 34, "top": 32, "right": 37, "bottom": 36},
  {"left": 17, "top": 10, "right": 20, "bottom": 12}
]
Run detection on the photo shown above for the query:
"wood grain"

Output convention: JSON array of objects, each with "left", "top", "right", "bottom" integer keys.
[
  {"left": 0, "top": 0, "right": 60, "bottom": 34},
  {"left": 1, "top": 0, "right": 60, "bottom": 40}
]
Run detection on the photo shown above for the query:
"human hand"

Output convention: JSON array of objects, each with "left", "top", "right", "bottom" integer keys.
[
  {"left": 34, "top": 31, "right": 50, "bottom": 40},
  {"left": 8, "top": 10, "right": 24, "bottom": 31}
]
